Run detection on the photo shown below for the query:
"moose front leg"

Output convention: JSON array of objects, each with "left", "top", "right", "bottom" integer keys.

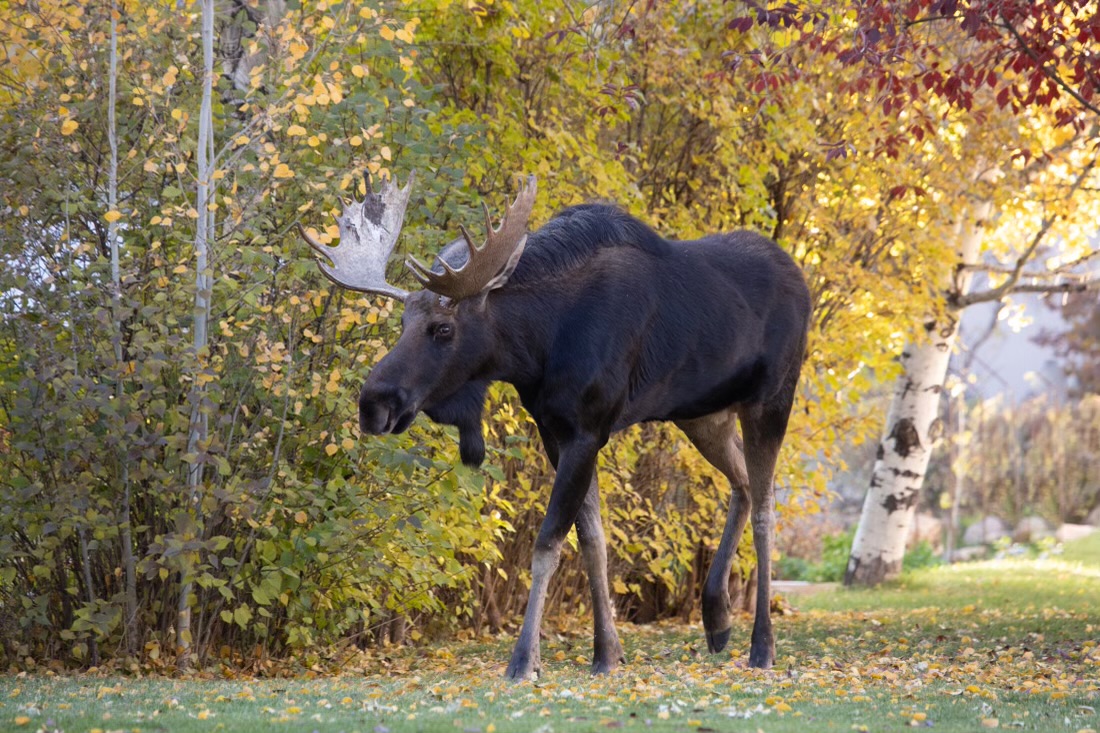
[{"left": 505, "top": 437, "right": 600, "bottom": 681}]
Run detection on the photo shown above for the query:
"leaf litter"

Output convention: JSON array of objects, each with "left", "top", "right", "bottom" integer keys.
[{"left": 1, "top": 560, "right": 1097, "bottom": 732}]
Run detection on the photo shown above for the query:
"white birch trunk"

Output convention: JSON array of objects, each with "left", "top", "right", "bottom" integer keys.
[
  {"left": 107, "top": 0, "right": 139, "bottom": 658},
  {"left": 845, "top": 199, "right": 992, "bottom": 586},
  {"left": 178, "top": 0, "right": 216, "bottom": 669}
]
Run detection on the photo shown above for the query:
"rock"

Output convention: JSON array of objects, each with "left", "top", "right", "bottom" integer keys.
[
  {"left": 1087, "top": 505, "right": 1100, "bottom": 527},
  {"left": 907, "top": 512, "right": 944, "bottom": 551},
  {"left": 1014, "top": 516, "right": 1053, "bottom": 543},
  {"left": 1055, "top": 523, "right": 1097, "bottom": 543},
  {"left": 962, "top": 516, "right": 1009, "bottom": 546},
  {"left": 947, "top": 545, "right": 987, "bottom": 563}
]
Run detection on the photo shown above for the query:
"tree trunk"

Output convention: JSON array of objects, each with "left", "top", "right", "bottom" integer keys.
[
  {"left": 107, "top": 0, "right": 139, "bottom": 658},
  {"left": 845, "top": 199, "right": 992, "bottom": 586},
  {"left": 178, "top": 0, "right": 216, "bottom": 670}
]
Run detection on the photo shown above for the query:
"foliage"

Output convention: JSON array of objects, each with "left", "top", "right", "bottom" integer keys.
[
  {"left": 0, "top": 0, "right": 503, "bottom": 666},
  {"left": 926, "top": 393, "right": 1100, "bottom": 526},
  {"left": 1, "top": 557, "right": 1098, "bottom": 732},
  {"left": 1038, "top": 291, "right": 1100, "bottom": 395},
  {"left": 777, "top": 529, "right": 855, "bottom": 583},
  {"left": 902, "top": 539, "right": 942, "bottom": 572}
]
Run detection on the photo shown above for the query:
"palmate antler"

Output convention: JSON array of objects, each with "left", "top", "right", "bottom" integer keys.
[
  {"left": 303, "top": 171, "right": 537, "bottom": 303},
  {"left": 298, "top": 172, "right": 415, "bottom": 300},
  {"left": 406, "top": 175, "right": 537, "bottom": 301}
]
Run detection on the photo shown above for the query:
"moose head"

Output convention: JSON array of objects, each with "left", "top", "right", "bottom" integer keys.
[{"left": 298, "top": 173, "right": 537, "bottom": 467}]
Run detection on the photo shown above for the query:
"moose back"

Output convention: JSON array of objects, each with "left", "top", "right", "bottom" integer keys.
[{"left": 301, "top": 173, "right": 811, "bottom": 679}]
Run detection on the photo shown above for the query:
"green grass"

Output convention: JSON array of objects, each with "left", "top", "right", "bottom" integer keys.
[
  {"left": 1060, "top": 529, "right": 1100, "bottom": 566},
  {"left": 2, "top": 544, "right": 1098, "bottom": 733}
]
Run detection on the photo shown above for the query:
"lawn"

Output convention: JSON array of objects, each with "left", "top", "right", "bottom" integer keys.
[{"left": 2, "top": 540, "right": 1097, "bottom": 733}]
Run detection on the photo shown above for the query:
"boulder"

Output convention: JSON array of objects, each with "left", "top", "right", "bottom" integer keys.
[
  {"left": 947, "top": 545, "right": 988, "bottom": 563},
  {"left": 1055, "top": 523, "right": 1097, "bottom": 543},
  {"left": 907, "top": 512, "right": 944, "bottom": 550},
  {"left": 1014, "top": 516, "right": 1053, "bottom": 543},
  {"left": 1087, "top": 505, "right": 1100, "bottom": 527},
  {"left": 962, "top": 515, "right": 1009, "bottom": 546}
]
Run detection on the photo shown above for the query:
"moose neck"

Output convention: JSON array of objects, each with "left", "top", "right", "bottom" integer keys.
[{"left": 477, "top": 287, "right": 562, "bottom": 389}]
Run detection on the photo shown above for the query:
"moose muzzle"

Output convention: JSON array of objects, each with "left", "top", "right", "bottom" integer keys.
[{"left": 359, "top": 383, "right": 417, "bottom": 435}]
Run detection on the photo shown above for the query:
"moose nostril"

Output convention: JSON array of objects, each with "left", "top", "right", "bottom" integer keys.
[{"left": 359, "top": 385, "right": 414, "bottom": 435}]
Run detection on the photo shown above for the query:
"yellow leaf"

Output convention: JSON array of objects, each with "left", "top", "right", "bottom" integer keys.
[
  {"left": 143, "top": 160, "right": 157, "bottom": 172},
  {"left": 341, "top": 437, "right": 355, "bottom": 451},
  {"left": 349, "top": 135, "right": 363, "bottom": 147},
  {"left": 273, "top": 163, "right": 294, "bottom": 179},
  {"left": 380, "top": 146, "right": 392, "bottom": 161},
  {"left": 171, "top": 108, "right": 183, "bottom": 121},
  {"left": 14, "top": 717, "right": 30, "bottom": 726},
  {"left": 379, "top": 25, "right": 395, "bottom": 41},
  {"left": 324, "top": 444, "right": 338, "bottom": 456},
  {"left": 287, "top": 124, "right": 307, "bottom": 136},
  {"left": 60, "top": 119, "right": 78, "bottom": 136},
  {"left": 104, "top": 210, "right": 122, "bottom": 223},
  {"left": 294, "top": 511, "right": 308, "bottom": 524},
  {"left": 395, "top": 27, "right": 414, "bottom": 43},
  {"left": 351, "top": 64, "right": 367, "bottom": 78}
]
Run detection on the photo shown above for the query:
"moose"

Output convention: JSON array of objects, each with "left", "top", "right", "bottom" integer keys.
[{"left": 300, "top": 172, "right": 811, "bottom": 679}]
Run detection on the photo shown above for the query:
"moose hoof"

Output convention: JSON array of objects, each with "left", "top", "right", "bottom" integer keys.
[
  {"left": 706, "top": 627, "right": 732, "bottom": 654},
  {"left": 504, "top": 652, "right": 540, "bottom": 682},
  {"left": 591, "top": 645, "right": 625, "bottom": 675},
  {"left": 748, "top": 644, "right": 775, "bottom": 669}
]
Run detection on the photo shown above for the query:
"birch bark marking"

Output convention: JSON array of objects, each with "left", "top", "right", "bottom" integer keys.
[{"left": 845, "top": 196, "right": 993, "bottom": 586}]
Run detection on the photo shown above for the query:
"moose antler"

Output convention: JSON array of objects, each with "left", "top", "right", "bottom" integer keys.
[
  {"left": 299, "top": 171, "right": 415, "bottom": 300},
  {"left": 406, "top": 175, "right": 537, "bottom": 301}
]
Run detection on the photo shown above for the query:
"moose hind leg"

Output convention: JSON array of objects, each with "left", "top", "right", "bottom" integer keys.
[
  {"left": 575, "top": 477, "right": 624, "bottom": 673},
  {"left": 739, "top": 399, "right": 794, "bottom": 670},
  {"left": 677, "top": 411, "right": 750, "bottom": 655}
]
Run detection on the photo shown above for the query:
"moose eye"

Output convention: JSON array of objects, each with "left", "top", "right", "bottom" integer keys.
[{"left": 431, "top": 323, "right": 454, "bottom": 341}]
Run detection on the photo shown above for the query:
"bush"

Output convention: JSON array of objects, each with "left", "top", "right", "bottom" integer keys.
[{"left": 776, "top": 529, "right": 854, "bottom": 582}]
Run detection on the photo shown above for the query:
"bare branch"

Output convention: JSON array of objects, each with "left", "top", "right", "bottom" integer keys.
[
  {"left": 960, "top": 274, "right": 1100, "bottom": 305},
  {"left": 960, "top": 248, "right": 1100, "bottom": 279},
  {"left": 953, "top": 157, "right": 1098, "bottom": 308}
]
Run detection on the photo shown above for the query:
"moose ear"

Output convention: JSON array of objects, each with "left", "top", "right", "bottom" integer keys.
[{"left": 482, "top": 234, "right": 526, "bottom": 293}]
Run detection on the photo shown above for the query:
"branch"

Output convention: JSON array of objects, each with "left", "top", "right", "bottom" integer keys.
[
  {"left": 961, "top": 248, "right": 1100, "bottom": 280},
  {"left": 998, "top": 12, "right": 1100, "bottom": 119},
  {"left": 959, "top": 273, "right": 1100, "bottom": 306},
  {"left": 953, "top": 156, "right": 1098, "bottom": 308}
]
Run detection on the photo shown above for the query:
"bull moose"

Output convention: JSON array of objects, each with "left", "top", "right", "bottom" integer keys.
[{"left": 299, "top": 172, "right": 811, "bottom": 679}]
